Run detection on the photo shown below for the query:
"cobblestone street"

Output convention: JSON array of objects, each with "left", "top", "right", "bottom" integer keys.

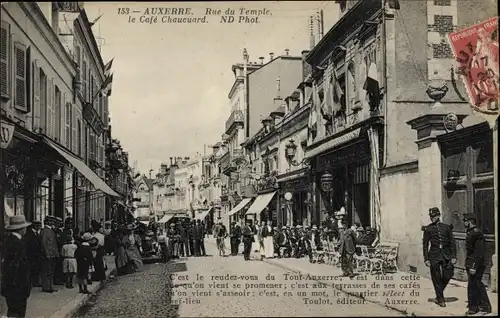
[{"left": 75, "top": 240, "right": 403, "bottom": 317}]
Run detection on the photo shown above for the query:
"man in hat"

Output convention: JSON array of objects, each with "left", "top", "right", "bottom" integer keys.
[
  {"left": 241, "top": 220, "right": 254, "bottom": 261},
  {"left": 40, "top": 216, "right": 60, "bottom": 293},
  {"left": 195, "top": 219, "right": 206, "bottom": 256},
  {"left": 463, "top": 213, "right": 492, "bottom": 315},
  {"left": 24, "top": 220, "right": 43, "bottom": 287},
  {"left": 423, "top": 207, "right": 457, "bottom": 307},
  {"left": 229, "top": 221, "right": 241, "bottom": 256},
  {"left": 1, "top": 215, "right": 32, "bottom": 317}
]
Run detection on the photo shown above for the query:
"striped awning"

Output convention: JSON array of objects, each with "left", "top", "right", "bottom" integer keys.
[
  {"left": 245, "top": 192, "right": 276, "bottom": 215},
  {"left": 276, "top": 169, "right": 308, "bottom": 183},
  {"left": 227, "top": 198, "right": 252, "bottom": 216},
  {"left": 195, "top": 208, "right": 212, "bottom": 221},
  {"left": 305, "top": 127, "right": 361, "bottom": 159}
]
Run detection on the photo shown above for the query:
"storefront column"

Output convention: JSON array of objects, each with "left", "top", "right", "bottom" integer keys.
[{"left": 407, "top": 103, "right": 467, "bottom": 228}]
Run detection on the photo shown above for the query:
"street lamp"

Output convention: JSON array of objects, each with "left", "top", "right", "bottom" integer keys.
[
  {"left": 284, "top": 191, "right": 293, "bottom": 227},
  {"left": 285, "top": 139, "right": 308, "bottom": 167}
]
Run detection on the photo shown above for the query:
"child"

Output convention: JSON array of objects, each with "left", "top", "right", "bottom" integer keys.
[
  {"left": 75, "top": 233, "right": 93, "bottom": 294},
  {"left": 61, "top": 238, "right": 78, "bottom": 288}
]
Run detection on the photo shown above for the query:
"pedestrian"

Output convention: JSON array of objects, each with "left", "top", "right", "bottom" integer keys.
[
  {"left": 124, "top": 224, "right": 144, "bottom": 272},
  {"left": 339, "top": 220, "right": 357, "bottom": 278},
  {"left": 188, "top": 220, "right": 196, "bottom": 256},
  {"left": 179, "top": 223, "right": 189, "bottom": 257},
  {"left": 195, "top": 219, "right": 206, "bottom": 256},
  {"left": 1, "top": 215, "right": 32, "bottom": 318},
  {"left": 423, "top": 207, "right": 457, "bottom": 308},
  {"left": 40, "top": 216, "right": 60, "bottom": 293},
  {"left": 60, "top": 238, "right": 78, "bottom": 288},
  {"left": 261, "top": 220, "right": 274, "bottom": 259},
  {"left": 75, "top": 233, "right": 93, "bottom": 294},
  {"left": 115, "top": 226, "right": 129, "bottom": 276},
  {"left": 463, "top": 213, "right": 492, "bottom": 315},
  {"left": 24, "top": 220, "right": 43, "bottom": 287},
  {"left": 253, "top": 221, "right": 260, "bottom": 252},
  {"left": 167, "top": 222, "right": 180, "bottom": 259},
  {"left": 92, "top": 226, "right": 107, "bottom": 283},
  {"left": 241, "top": 220, "right": 254, "bottom": 260},
  {"left": 230, "top": 222, "right": 241, "bottom": 256}
]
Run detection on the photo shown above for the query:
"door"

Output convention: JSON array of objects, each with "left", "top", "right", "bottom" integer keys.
[{"left": 441, "top": 129, "right": 494, "bottom": 284}]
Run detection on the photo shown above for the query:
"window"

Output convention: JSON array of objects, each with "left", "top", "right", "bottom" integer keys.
[
  {"left": 14, "top": 42, "right": 28, "bottom": 112},
  {"left": 434, "top": 0, "right": 451, "bottom": 6},
  {"left": 54, "top": 86, "right": 61, "bottom": 140},
  {"left": 1, "top": 21, "right": 10, "bottom": 98},
  {"left": 82, "top": 58, "right": 87, "bottom": 100},
  {"left": 347, "top": 62, "right": 356, "bottom": 110},
  {"left": 65, "top": 102, "right": 72, "bottom": 149}
]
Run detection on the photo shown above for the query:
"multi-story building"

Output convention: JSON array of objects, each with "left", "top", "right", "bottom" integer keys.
[
  {"left": 220, "top": 50, "right": 304, "bottom": 226},
  {"left": 1, "top": 2, "right": 119, "bottom": 237},
  {"left": 303, "top": 0, "right": 496, "bottom": 286},
  {"left": 173, "top": 157, "right": 190, "bottom": 212},
  {"left": 133, "top": 175, "right": 153, "bottom": 220}
]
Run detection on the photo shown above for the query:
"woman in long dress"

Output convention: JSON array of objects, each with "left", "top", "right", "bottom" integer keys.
[
  {"left": 253, "top": 221, "right": 260, "bottom": 253},
  {"left": 115, "top": 226, "right": 129, "bottom": 276},
  {"left": 263, "top": 220, "right": 275, "bottom": 259},
  {"left": 124, "top": 224, "right": 144, "bottom": 273}
]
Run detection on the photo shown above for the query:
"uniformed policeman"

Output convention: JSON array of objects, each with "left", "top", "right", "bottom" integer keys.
[
  {"left": 463, "top": 213, "right": 492, "bottom": 315},
  {"left": 422, "top": 207, "right": 457, "bottom": 307}
]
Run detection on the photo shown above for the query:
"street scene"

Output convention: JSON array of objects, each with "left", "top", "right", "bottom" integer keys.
[{"left": 1, "top": 1, "right": 499, "bottom": 317}]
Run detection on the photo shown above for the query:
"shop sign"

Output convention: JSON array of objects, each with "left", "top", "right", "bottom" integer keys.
[{"left": 1, "top": 119, "right": 15, "bottom": 149}]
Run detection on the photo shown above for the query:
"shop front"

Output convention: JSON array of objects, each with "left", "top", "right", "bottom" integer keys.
[
  {"left": 306, "top": 120, "right": 383, "bottom": 228},
  {"left": 277, "top": 168, "right": 310, "bottom": 227}
]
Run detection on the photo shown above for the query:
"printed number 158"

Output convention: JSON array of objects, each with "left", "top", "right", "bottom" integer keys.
[{"left": 118, "top": 8, "right": 130, "bottom": 15}]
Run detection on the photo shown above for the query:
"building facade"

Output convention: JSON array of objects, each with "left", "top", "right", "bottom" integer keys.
[
  {"left": 1, "top": 2, "right": 120, "bottom": 238},
  {"left": 303, "top": 0, "right": 496, "bottom": 286}
]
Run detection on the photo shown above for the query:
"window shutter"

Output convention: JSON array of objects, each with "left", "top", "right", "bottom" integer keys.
[
  {"left": 72, "top": 103, "right": 77, "bottom": 154},
  {"left": 103, "top": 95, "right": 109, "bottom": 128},
  {"left": 14, "top": 42, "right": 27, "bottom": 112},
  {"left": 82, "top": 58, "right": 87, "bottom": 101},
  {"left": 25, "top": 46, "right": 31, "bottom": 114},
  {"left": 0, "top": 21, "right": 9, "bottom": 98},
  {"left": 54, "top": 86, "right": 61, "bottom": 141},
  {"left": 76, "top": 111, "right": 82, "bottom": 157},
  {"left": 33, "top": 60, "right": 41, "bottom": 132},
  {"left": 65, "top": 93, "right": 72, "bottom": 149},
  {"left": 46, "top": 78, "right": 54, "bottom": 138}
]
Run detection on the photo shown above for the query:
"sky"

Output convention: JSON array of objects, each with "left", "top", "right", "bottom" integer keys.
[{"left": 84, "top": 1, "right": 340, "bottom": 174}]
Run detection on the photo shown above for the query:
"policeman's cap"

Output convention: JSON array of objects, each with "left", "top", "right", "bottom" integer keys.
[
  {"left": 463, "top": 213, "right": 476, "bottom": 221},
  {"left": 429, "top": 207, "right": 441, "bottom": 217}
]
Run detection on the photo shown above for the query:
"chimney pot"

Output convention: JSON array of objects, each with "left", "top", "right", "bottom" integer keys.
[
  {"left": 259, "top": 57, "right": 264, "bottom": 64},
  {"left": 269, "top": 52, "right": 275, "bottom": 61},
  {"left": 285, "top": 49, "right": 290, "bottom": 56}
]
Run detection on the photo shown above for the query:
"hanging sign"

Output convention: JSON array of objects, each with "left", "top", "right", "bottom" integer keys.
[
  {"left": 448, "top": 17, "right": 499, "bottom": 126},
  {"left": 1, "top": 119, "right": 15, "bottom": 149}
]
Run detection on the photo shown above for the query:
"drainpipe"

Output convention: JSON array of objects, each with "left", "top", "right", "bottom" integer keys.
[{"left": 381, "top": 0, "right": 388, "bottom": 169}]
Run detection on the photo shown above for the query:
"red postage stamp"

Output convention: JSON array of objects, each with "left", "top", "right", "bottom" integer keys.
[{"left": 448, "top": 17, "right": 499, "bottom": 114}]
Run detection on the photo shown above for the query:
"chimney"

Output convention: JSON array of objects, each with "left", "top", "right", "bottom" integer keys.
[
  {"left": 309, "top": 16, "right": 315, "bottom": 50},
  {"left": 285, "top": 49, "right": 290, "bottom": 56},
  {"left": 269, "top": 52, "right": 274, "bottom": 61},
  {"left": 273, "top": 76, "right": 283, "bottom": 108},
  {"left": 259, "top": 57, "right": 265, "bottom": 64},
  {"left": 170, "top": 157, "right": 173, "bottom": 166},
  {"left": 301, "top": 50, "right": 312, "bottom": 81}
]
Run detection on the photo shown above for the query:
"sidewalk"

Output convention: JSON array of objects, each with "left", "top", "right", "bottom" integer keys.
[
  {"left": 264, "top": 256, "right": 498, "bottom": 317},
  {"left": 0, "top": 255, "right": 116, "bottom": 318}
]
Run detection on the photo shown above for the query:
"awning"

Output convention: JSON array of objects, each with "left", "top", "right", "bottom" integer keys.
[
  {"left": 44, "top": 138, "right": 120, "bottom": 197},
  {"left": 159, "top": 214, "right": 174, "bottom": 223},
  {"left": 245, "top": 191, "right": 276, "bottom": 215},
  {"left": 195, "top": 208, "right": 212, "bottom": 221},
  {"left": 140, "top": 221, "right": 149, "bottom": 226},
  {"left": 305, "top": 127, "right": 361, "bottom": 159},
  {"left": 227, "top": 198, "right": 252, "bottom": 216}
]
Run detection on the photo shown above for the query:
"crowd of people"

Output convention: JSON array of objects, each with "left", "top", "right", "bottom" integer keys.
[
  {"left": 160, "top": 219, "right": 207, "bottom": 259},
  {"left": 1, "top": 214, "right": 110, "bottom": 317}
]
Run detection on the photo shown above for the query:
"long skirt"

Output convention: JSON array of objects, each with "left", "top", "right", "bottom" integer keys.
[
  {"left": 126, "top": 246, "right": 144, "bottom": 272},
  {"left": 115, "top": 246, "right": 129, "bottom": 275},
  {"left": 253, "top": 235, "right": 260, "bottom": 251},
  {"left": 264, "top": 236, "right": 274, "bottom": 259},
  {"left": 93, "top": 247, "right": 106, "bottom": 281},
  {"left": 259, "top": 240, "right": 265, "bottom": 257}
]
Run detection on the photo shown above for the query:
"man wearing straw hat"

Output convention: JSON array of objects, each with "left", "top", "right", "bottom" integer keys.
[{"left": 1, "top": 215, "right": 32, "bottom": 317}]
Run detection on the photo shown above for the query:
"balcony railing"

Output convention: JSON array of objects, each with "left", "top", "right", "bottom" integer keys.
[{"left": 225, "top": 110, "right": 244, "bottom": 134}]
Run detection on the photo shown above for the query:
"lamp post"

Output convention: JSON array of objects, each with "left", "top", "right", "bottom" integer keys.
[
  {"left": 285, "top": 139, "right": 308, "bottom": 168},
  {"left": 284, "top": 191, "right": 293, "bottom": 227}
]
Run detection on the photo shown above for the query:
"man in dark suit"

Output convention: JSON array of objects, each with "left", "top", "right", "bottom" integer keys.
[
  {"left": 1, "top": 215, "right": 32, "bottom": 317},
  {"left": 188, "top": 220, "right": 196, "bottom": 257},
  {"left": 194, "top": 219, "right": 205, "bottom": 256},
  {"left": 230, "top": 222, "right": 241, "bottom": 256},
  {"left": 40, "top": 216, "right": 60, "bottom": 293},
  {"left": 178, "top": 223, "right": 189, "bottom": 257},
  {"left": 24, "top": 220, "right": 43, "bottom": 287},
  {"left": 423, "top": 207, "right": 457, "bottom": 307},
  {"left": 241, "top": 220, "right": 254, "bottom": 260},
  {"left": 463, "top": 213, "right": 492, "bottom": 315},
  {"left": 339, "top": 220, "right": 357, "bottom": 278}
]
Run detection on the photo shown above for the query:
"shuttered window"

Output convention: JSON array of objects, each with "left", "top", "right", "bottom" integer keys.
[
  {"left": 33, "top": 60, "right": 41, "bottom": 131},
  {"left": 82, "top": 58, "right": 87, "bottom": 101},
  {"left": 14, "top": 42, "right": 28, "bottom": 111},
  {"left": 40, "top": 70, "right": 47, "bottom": 132},
  {"left": 54, "top": 85, "right": 61, "bottom": 141},
  {"left": 65, "top": 101, "right": 72, "bottom": 149},
  {"left": 77, "top": 117, "right": 82, "bottom": 156},
  {"left": 1, "top": 21, "right": 10, "bottom": 98},
  {"left": 103, "top": 95, "right": 109, "bottom": 127},
  {"left": 47, "top": 78, "right": 55, "bottom": 138}
]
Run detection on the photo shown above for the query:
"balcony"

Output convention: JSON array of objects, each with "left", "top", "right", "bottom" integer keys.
[
  {"left": 225, "top": 110, "right": 244, "bottom": 134},
  {"left": 220, "top": 149, "right": 245, "bottom": 176}
]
